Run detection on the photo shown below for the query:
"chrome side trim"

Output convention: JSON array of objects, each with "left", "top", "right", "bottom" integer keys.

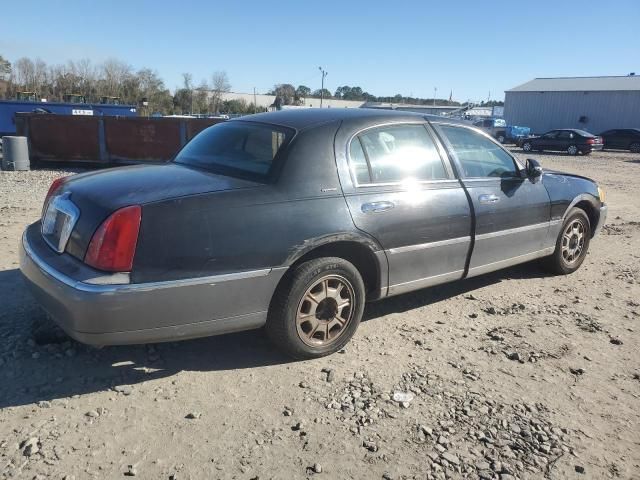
[
  {"left": 466, "top": 247, "right": 555, "bottom": 279},
  {"left": 387, "top": 270, "right": 464, "bottom": 297},
  {"left": 475, "top": 222, "right": 552, "bottom": 241},
  {"left": 22, "top": 231, "right": 274, "bottom": 294},
  {"left": 387, "top": 236, "right": 471, "bottom": 255}
]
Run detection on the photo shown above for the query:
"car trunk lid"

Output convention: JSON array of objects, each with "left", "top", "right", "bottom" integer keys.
[{"left": 45, "top": 163, "right": 262, "bottom": 262}]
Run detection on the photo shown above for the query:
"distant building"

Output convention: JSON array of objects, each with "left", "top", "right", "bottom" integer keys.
[
  {"left": 504, "top": 76, "right": 640, "bottom": 134},
  {"left": 362, "top": 103, "right": 461, "bottom": 116},
  {"left": 219, "top": 91, "right": 365, "bottom": 110}
]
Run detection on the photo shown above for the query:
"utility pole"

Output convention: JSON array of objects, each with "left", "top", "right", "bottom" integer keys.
[
  {"left": 433, "top": 87, "right": 437, "bottom": 107},
  {"left": 318, "top": 66, "right": 328, "bottom": 107}
]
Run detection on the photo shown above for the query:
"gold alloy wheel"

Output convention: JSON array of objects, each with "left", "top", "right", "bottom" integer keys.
[
  {"left": 561, "top": 218, "right": 586, "bottom": 264},
  {"left": 296, "top": 275, "right": 355, "bottom": 347}
]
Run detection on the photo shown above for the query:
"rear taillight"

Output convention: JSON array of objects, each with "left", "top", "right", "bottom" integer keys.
[
  {"left": 586, "top": 138, "right": 595, "bottom": 144},
  {"left": 42, "top": 177, "right": 68, "bottom": 215},
  {"left": 84, "top": 205, "right": 142, "bottom": 272}
]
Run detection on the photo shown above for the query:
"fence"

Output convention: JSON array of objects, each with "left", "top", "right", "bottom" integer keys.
[{"left": 15, "top": 114, "right": 225, "bottom": 166}]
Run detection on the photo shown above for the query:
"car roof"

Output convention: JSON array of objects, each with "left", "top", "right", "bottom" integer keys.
[{"left": 233, "top": 108, "right": 465, "bottom": 130}]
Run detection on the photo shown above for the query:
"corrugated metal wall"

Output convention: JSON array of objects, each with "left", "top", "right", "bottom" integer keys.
[
  {"left": 16, "top": 114, "right": 225, "bottom": 166},
  {"left": 504, "top": 91, "right": 640, "bottom": 134}
]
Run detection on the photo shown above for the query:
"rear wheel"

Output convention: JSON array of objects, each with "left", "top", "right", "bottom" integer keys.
[
  {"left": 630, "top": 142, "right": 640, "bottom": 153},
  {"left": 497, "top": 134, "right": 506, "bottom": 144},
  {"left": 522, "top": 141, "right": 533, "bottom": 152},
  {"left": 266, "top": 257, "right": 365, "bottom": 359},
  {"left": 567, "top": 145, "right": 579, "bottom": 155},
  {"left": 541, "top": 208, "right": 591, "bottom": 275}
]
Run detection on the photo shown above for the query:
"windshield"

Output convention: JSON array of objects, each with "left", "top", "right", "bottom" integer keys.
[{"left": 174, "top": 121, "right": 292, "bottom": 180}]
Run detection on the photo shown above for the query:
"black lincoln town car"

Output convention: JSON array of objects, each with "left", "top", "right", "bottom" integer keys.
[{"left": 20, "top": 109, "right": 607, "bottom": 358}]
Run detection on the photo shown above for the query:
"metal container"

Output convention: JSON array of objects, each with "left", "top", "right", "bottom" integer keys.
[{"left": 1, "top": 136, "right": 30, "bottom": 171}]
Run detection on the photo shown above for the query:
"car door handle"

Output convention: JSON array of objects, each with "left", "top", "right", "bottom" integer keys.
[
  {"left": 361, "top": 201, "right": 395, "bottom": 213},
  {"left": 478, "top": 194, "right": 500, "bottom": 204}
]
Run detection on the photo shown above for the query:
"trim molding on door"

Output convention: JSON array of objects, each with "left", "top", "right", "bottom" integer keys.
[
  {"left": 387, "top": 236, "right": 471, "bottom": 255},
  {"left": 475, "top": 221, "right": 560, "bottom": 241},
  {"left": 466, "top": 247, "right": 555, "bottom": 278},
  {"left": 387, "top": 269, "right": 464, "bottom": 296}
]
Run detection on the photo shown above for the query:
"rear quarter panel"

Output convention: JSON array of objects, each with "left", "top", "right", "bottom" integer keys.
[{"left": 131, "top": 121, "right": 381, "bottom": 283}]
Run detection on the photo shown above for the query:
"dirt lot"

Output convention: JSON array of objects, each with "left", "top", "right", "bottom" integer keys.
[{"left": 0, "top": 150, "right": 639, "bottom": 480}]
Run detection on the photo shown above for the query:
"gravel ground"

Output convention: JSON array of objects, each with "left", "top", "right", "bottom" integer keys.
[{"left": 0, "top": 150, "right": 639, "bottom": 480}]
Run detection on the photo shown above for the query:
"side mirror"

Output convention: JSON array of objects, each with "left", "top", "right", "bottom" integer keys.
[{"left": 526, "top": 158, "right": 543, "bottom": 179}]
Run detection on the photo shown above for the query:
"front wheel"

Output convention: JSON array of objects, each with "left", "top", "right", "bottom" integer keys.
[
  {"left": 541, "top": 208, "right": 591, "bottom": 275},
  {"left": 266, "top": 257, "right": 366, "bottom": 359},
  {"left": 497, "top": 134, "right": 506, "bottom": 144}
]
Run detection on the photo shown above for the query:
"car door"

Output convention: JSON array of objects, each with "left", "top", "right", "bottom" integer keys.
[
  {"left": 537, "top": 130, "right": 558, "bottom": 150},
  {"left": 601, "top": 130, "right": 619, "bottom": 149},
  {"left": 337, "top": 122, "right": 473, "bottom": 296},
  {"left": 555, "top": 130, "right": 575, "bottom": 151},
  {"left": 435, "top": 124, "right": 552, "bottom": 277}
]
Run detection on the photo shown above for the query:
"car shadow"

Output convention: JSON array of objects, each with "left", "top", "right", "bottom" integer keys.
[
  {"left": 625, "top": 159, "right": 640, "bottom": 164},
  {"left": 0, "top": 261, "right": 548, "bottom": 409}
]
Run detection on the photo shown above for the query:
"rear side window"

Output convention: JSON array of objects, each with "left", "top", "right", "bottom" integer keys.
[
  {"left": 440, "top": 125, "right": 518, "bottom": 178},
  {"left": 350, "top": 124, "right": 447, "bottom": 184},
  {"left": 174, "top": 122, "right": 291, "bottom": 181},
  {"left": 557, "top": 131, "right": 574, "bottom": 139}
]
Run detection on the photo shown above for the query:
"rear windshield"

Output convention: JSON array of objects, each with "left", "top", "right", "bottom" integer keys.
[{"left": 174, "top": 121, "right": 292, "bottom": 181}]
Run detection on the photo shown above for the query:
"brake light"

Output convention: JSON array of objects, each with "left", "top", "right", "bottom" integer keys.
[
  {"left": 42, "top": 177, "right": 68, "bottom": 215},
  {"left": 84, "top": 205, "right": 142, "bottom": 272},
  {"left": 586, "top": 138, "right": 595, "bottom": 144}
]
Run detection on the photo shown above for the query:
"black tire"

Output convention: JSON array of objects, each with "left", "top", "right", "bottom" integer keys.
[
  {"left": 266, "top": 257, "right": 366, "bottom": 359},
  {"left": 630, "top": 142, "right": 640, "bottom": 153},
  {"left": 522, "top": 141, "right": 533, "bottom": 152},
  {"left": 497, "top": 134, "right": 506, "bottom": 144},
  {"left": 541, "top": 208, "right": 591, "bottom": 275},
  {"left": 567, "top": 145, "right": 579, "bottom": 156}
]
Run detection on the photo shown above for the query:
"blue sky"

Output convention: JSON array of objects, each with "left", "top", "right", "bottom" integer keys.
[{"left": 2, "top": 0, "right": 638, "bottom": 101}]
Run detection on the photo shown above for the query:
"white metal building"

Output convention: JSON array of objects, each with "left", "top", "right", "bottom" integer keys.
[{"left": 504, "top": 76, "right": 640, "bottom": 134}]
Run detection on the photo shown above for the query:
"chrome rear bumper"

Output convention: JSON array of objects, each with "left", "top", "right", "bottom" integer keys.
[{"left": 19, "top": 224, "right": 285, "bottom": 345}]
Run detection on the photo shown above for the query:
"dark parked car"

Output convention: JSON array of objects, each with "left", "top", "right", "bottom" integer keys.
[
  {"left": 20, "top": 109, "right": 607, "bottom": 358},
  {"left": 521, "top": 129, "right": 603, "bottom": 155},
  {"left": 598, "top": 128, "right": 640, "bottom": 153}
]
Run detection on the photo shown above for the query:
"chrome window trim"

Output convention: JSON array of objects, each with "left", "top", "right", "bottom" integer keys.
[
  {"left": 345, "top": 121, "right": 453, "bottom": 188},
  {"left": 23, "top": 231, "right": 274, "bottom": 294},
  {"left": 387, "top": 236, "right": 471, "bottom": 255}
]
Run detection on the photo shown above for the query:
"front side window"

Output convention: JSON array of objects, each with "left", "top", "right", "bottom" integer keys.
[
  {"left": 543, "top": 131, "right": 558, "bottom": 139},
  {"left": 174, "top": 122, "right": 291, "bottom": 180},
  {"left": 350, "top": 124, "right": 447, "bottom": 184},
  {"left": 440, "top": 125, "right": 518, "bottom": 178}
]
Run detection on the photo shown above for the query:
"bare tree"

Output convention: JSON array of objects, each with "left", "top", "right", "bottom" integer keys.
[
  {"left": 0, "top": 55, "right": 11, "bottom": 81},
  {"left": 100, "top": 58, "right": 132, "bottom": 97},
  {"left": 210, "top": 71, "right": 231, "bottom": 114}
]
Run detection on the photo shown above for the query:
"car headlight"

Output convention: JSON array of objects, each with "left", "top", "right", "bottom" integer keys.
[{"left": 598, "top": 186, "right": 606, "bottom": 203}]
